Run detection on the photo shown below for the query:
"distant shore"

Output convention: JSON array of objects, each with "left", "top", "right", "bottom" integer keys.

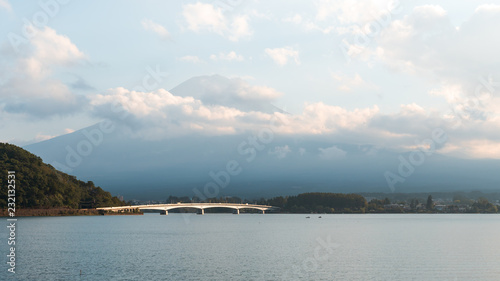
[
  {"left": 0, "top": 208, "right": 143, "bottom": 217},
  {"left": 3, "top": 209, "right": 500, "bottom": 217}
]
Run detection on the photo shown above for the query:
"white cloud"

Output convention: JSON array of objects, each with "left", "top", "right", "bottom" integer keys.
[
  {"left": 88, "top": 81, "right": 383, "bottom": 140},
  {"left": 183, "top": 2, "right": 226, "bottom": 33},
  {"left": 399, "top": 103, "right": 426, "bottom": 115},
  {"left": 265, "top": 47, "right": 300, "bottom": 66},
  {"left": 179, "top": 55, "right": 203, "bottom": 63},
  {"left": 141, "top": 19, "right": 170, "bottom": 39},
  {"left": 443, "top": 139, "right": 500, "bottom": 159},
  {"left": 315, "top": 0, "right": 398, "bottom": 25},
  {"left": 28, "top": 27, "right": 85, "bottom": 67},
  {"left": 282, "top": 13, "right": 338, "bottom": 34},
  {"left": 319, "top": 145, "right": 347, "bottom": 160},
  {"left": 210, "top": 51, "right": 244, "bottom": 61},
  {"left": 269, "top": 145, "right": 291, "bottom": 159},
  {"left": 34, "top": 133, "right": 56, "bottom": 142},
  {"left": 283, "top": 14, "right": 302, "bottom": 24},
  {"left": 475, "top": 3, "right": 500, "bottom": 14},
  {"left": 331, "top": 72, "right": 377, "bottom": 92},
  {"left": 171, "top": 75, "right": 282, "bottom": 112},
  {"left": 374, "top": 4, "right": 500, "bottom": 76},
  {"left": 0, "top": 0, "right": 11, "bottom": 11},
  {"left": 85, "top": 76, "right": 500, "bottom": 159},
  {"left": 182, "top": 2, "right": 252, "bottom": 41},
  {"left": 0, "top": 26, "right": 86, "bottom": 118},
  {"left": 284, "top": 102, "right": 379, "bottom": 134},
  {"left": 368, "top": 4, "right": 500, "bottom": 128},
  {"left": 228, "top": 15, "right": 253, "bottom": 41},
  {"left": 237, "top": 84, "right": 282, "bottom": 101},
  {"left": 91, "top": 87, "right": 196, "bottom": 118},
  {"left": 90, "top": 87, "right": 259, "bottom": 139}
]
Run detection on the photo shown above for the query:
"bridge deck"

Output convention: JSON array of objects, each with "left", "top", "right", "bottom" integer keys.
[{"left": 97, "top": 203, "right": 276, "bottom": 215}]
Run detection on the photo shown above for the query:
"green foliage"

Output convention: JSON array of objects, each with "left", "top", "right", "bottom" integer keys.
[
  {"left": 426, "top": 195, "right": 434, "bottom": 210},
  {"left": 0, "top": 143, "right": 125, "bottom": 209},
  {"left": 366, "top": 199, "right": 386, "bottom": 213},
  {"left": 284, "top": 192, "right": 366, "bottom": 213},
  {"left": 472, "top": 197, "right": 498, "bottom": 213}
]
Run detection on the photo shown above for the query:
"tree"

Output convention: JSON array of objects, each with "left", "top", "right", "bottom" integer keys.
[
  {"left": 0, "top": 143, "right": 125, "bottom": 209},
  {"left": 426, "top": 195, "right": 434, "bottom": 210},
  {"left": 410, "top": 199, "right": 417, "bottom": 210},
  {"left": 472, "top": 197, "right": 498, "bottom": 213}
]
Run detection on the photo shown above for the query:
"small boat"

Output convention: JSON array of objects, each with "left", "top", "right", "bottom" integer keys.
[
  {"left": 318, "top": 216, "right": 322, "bottom": 218},
  {"left": 306, "top": 216, "right": 310, "bottom": 218}
]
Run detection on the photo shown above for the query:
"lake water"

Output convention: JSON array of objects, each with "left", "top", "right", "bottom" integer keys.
[{"left": 1, "top": 214, "right": 500, "bottom": 280}]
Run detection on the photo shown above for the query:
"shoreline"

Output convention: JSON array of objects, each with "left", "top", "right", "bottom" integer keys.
[
  {"left": 1, "top": 209, "right": 497, "bottom": 217},
  {"left": 0, "top": 208, "right": 143, "bottom": 217}
]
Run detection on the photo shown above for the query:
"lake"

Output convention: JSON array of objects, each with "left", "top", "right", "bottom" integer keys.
[{"left": 1, "top": 214, "right": 500, "bottom": 280}]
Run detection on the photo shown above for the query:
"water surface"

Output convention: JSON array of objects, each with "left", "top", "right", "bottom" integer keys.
[{"left": 1, "top": 214, "right": 499, "bottom": 280}]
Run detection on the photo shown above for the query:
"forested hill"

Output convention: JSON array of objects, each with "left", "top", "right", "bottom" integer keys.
[{"left": 0, "top": 143, "right": 125, "bottom": 209}]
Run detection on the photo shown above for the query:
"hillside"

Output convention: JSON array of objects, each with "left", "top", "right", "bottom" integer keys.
[{"left": 0, "top": 143, "right": 125, "bottom": 209}]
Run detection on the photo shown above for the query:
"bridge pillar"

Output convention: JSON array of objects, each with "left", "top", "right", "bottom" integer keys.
[
  {"left": 261, "top": 210, "right": 265, "bottom": 214},
  {"left": 160, "top": 210, "right": 168, "bottom": 215},
  {"left": 197, "top": 209, "right": 204, "bottom": 215},
  {"left": 233, "top": 209, "right": 240, "bottom": 215}
]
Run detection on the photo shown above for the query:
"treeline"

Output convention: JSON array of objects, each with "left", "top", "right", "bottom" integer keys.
[
  {"left": 268, "top": 193, "right": 366, "bottom": 213},
  {"left": 167, "top": 192, "right": 367, "bottom": 213},
  {"left": 0, "top": 143, "right": 125, "bottom": 209}
]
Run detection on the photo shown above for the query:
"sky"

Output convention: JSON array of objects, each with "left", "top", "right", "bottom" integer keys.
[{"left": 1, "top": 0, "right": 500, "bottom": 159}]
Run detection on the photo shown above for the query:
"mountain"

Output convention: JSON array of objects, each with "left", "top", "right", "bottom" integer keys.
[
  {"left": 23, "top": 75, "right": 500, "bottom": 200},
  {"left": 0, "top": 143, "right": 125, "bottom": 209},
  {"left": 170, "top": 75, "right": 288, "bottom": 114},
  {"left": 24, "top": 125, "right": 500, "bottom": 200}
]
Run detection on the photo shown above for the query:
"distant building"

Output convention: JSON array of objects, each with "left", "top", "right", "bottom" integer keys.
[
  {"left": 384, "top": 204, "right": 402, "bottom": 210},
  {"left": 434, "top": 205, "right": 447, "bottom": 211}
]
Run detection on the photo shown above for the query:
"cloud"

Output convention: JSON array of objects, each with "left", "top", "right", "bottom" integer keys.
[
  {"left": 331, "top": 72, "right": 377, "bottom": 92},
  {"left": 228, "top": 15, "right": 252, "bottom": 41},
  {"left": 141, "top": 19, "right": 170, "bottom": 39},
  {"left": 5, "top": 132, "right": 57, "bottom": 146},
  {"left": 265, "top": 47, "right": 300, "bottom": 66},
  {"left": 31, "top": 27, "right": 85, "bottom": 65},
  {"left": 86, "top": 73, "right": 500, "bottom": 159},
  {"left": 283, "top": 14, "right": 303, "bottom": 24},
  {"left": 90, "top": 87, "right": 259, "bottom": 139},
  {"left": 183, "top": 2, "right": 225, "bottom": 33},
  {"left": 360, "top": 4, "right": 500, "bottom": 128},
  {"left": 282, "top": 13, "right": 337, "bottom": 34},
  {"left": 0, "top": 0, "right": 11, "bottom": 11},
  {"left": 91, "top": 83, "right": 383, "bottom": 140},
  {"left": 91, "top": 87, "right": 196, "bottom": 118},
  {"left": 268, "top": 145, "right": 291, "bottom": 159},
  {"left": 285, "top": 102, "right": 379, "bottom": 134},
  {"left": 182, "top": 2, "right": 252, "bottom": 41},
  {"left": 319, "top": 145, "right": 347, "bottom": 160},
  {"left": 442, "top": 139, "right": 500, "bottom": 159},
  {"left": 210, "top": 51, "right": 244, "bottom": 61},
  {"left": 34, "top": 133, "right": 56, "bottom": 142},
  {"left": 374, "top": 4, "right": 500, "bottom": 77},
  {"left": 171, "top": 75, "right": 282, "bottom": 112},
  {"left": 0, "top": 26, "right": 87, "bottom": 118},
  {"left": 315, "top": 0, "right": 398, "bottom": 24},
  {"left": 70, "top": 76, "right": 96, "bottom": 91},
  {"left": 179, "top": 55, "right": 203, "bottom": 63}
]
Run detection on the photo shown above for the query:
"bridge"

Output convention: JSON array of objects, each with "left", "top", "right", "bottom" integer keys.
[{"left": 97, "top": 203, "right": 276, "bottom": 215}]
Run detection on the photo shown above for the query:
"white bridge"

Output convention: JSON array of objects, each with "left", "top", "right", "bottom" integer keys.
[{"left": 97, "top": 203, "right": 276, "bottom": 215}]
